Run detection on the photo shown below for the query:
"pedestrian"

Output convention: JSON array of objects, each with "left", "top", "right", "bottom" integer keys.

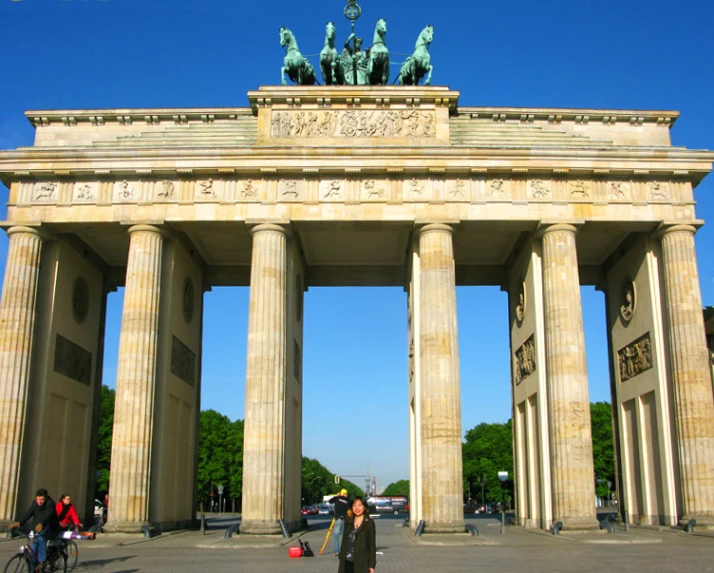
[
  {"left": 9, "top": 488, "right": 60, "bottom": 572},
  {"left": 329, "top": 488, "right": 351, "bottom": 555},
  {"left": 56, "top": 493, "right": 82, "bottom": 530},
  {"left": 337, "top": 496, "right": 376, "bottom": 573}
]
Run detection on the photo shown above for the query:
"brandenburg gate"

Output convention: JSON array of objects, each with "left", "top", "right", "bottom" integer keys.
[{"left": 1, "top": 84, "right": 714, "bottom": 534}]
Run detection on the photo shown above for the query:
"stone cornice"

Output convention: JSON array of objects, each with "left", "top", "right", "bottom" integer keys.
[
  {"left": 247, "top": 85, "right": 460, "bottom": 112},
  {"left": 1, "top": 146, "right": 712, "bottom": 183},
  {"left": 25, "top": 108, "right": 255, "bottom": 127},
  {"left": 458, "top": 107, "right": 680, "bottom": 127}
]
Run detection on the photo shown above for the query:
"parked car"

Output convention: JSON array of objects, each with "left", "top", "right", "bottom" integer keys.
[
  {"left": 318, "top": 503, "right": 333, "bottom": 515},
  {"left": 301, "top": 506, "right": 312, "bottom": 515}
]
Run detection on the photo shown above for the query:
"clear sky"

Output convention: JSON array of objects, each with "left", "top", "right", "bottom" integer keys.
[{"left": 1, "top": 0, "right": 713, "bottom": 490}]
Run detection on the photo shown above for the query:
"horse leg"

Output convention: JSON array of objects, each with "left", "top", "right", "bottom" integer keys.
[
  {"left": 281, "top": 66, "right": 288, "bottom": 86},
  {"left": 425, "top": 64, "right": 433, "bottom": 86}
]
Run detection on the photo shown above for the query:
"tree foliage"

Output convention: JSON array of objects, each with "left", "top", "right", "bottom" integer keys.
[
  {"left": 301, "top": 457, "right": 363, "bottom": 505},
  {"left": 462, "top": 420, "right": 514, "bottom": 504},
  {"left": 590, "top": 401, "right": 615, "bottom": 498},
  {"left": 95, "top": 385, "right": 115, "bottom": 495},
  {"left": 382, "top": 479, "right": 409, "bottom": 496},
  {"left": 196, "top": 409, "right": 244, "bottom": 507}
]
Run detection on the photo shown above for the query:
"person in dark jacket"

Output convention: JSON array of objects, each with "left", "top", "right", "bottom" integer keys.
[
  {"left": 338, "top": 496, "right": 376, "bottom": 573},
  {"left": 9, "top": 488, "right": 60, "bottom": 572},
  {"left": 56, "top": 494, "right": 82, "bottom": 530},
  {"left": 328, "top": 488, "right": 351, "bottom": 555}
]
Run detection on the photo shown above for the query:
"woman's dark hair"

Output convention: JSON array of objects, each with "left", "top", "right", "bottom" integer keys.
[
  {"left": 351, "top": 496, "right": 370, "bottom": 516},
  {"left": 60, "top": 494, "right": 71, "bottom": 503}
]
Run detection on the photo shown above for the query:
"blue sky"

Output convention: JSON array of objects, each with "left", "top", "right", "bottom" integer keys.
[{"left": 1, "top": 0, "right": 713, "bottom": 489}]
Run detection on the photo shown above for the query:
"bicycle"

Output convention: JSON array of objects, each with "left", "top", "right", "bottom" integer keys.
[
  {"left": 57, "top": 528, "right": 79, "bottom": 573},
  {"left": 4, "top": 530, "right": 67, "bottom": 573}
]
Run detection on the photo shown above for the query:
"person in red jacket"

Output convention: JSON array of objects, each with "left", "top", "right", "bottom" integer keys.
[{"left": 56, "top": 494, "right": 82, "bottom": 530}]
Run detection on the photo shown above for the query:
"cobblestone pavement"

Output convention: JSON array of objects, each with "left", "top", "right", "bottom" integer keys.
[{"left": 2, "top": 515, "right": 714, "bottom": 573}]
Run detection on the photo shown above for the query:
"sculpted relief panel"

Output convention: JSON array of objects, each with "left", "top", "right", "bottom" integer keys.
[
  {"left": 270, "top": 109, "right": 437, "bottom": 138},
  {"left": 618, "top": 332, "right": 653, "bottom": 382}
]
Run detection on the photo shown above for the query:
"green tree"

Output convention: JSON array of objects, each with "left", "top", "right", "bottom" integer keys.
[
  {"left": 301, "top": 457, "right": 363, "bottom": 505},
  {"left": 196, "top": 409, "right": 244, "bottom": 508},
  {"left": 462, "top": 420, "right": 514, "bottom": 506},
  {"left": 382, "top": 479, "right": 409, "bottom": 496},
  {"left": 95, "top": 385, "right": 115, "bottom": 495},
  {"left": 590, "top": 401, "right": 615, "bottom": 499}
]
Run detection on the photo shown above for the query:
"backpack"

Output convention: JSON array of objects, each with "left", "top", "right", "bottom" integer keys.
[{"left": 300, "top": 540, "right": 315, "bottom": 557}]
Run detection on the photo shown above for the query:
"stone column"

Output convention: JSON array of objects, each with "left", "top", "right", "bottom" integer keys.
[
  {"left": 541, "top": 224, "right": 597, "bottom": 530},
  {"left": 418, "top": 223, "right": 465, "bottom": 533},
  {"left": 105, "top": 225, "right": 166, "bottom": 532},
  {"left": 241, "top": 224, "right": 288, "bottom": 535},
  {"left": 0, "top": 227, "right": 45, "bottom": 524},
  {"left": 659, "top": 224, "right": 714, "bottom": 524}
]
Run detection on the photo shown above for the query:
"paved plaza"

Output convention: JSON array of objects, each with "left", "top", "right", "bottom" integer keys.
[{"left": 2, "top": 515, "right": 714, "bottom": 573}]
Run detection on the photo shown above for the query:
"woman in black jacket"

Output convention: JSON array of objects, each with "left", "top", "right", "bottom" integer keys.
[{"left": 338, "top": 496, "right": 376, "bottom": 573}]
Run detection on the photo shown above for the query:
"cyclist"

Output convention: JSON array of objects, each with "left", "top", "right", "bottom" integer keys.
[
  {"left": 56, "top": 494, "right": 82, "bottom": 530},
  {"left": 9, "top": 488, "right": 60, "bottom": 572}
]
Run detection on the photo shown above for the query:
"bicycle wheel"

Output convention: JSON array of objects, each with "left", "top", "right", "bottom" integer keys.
[
  {"left": 64, "top": 541, "right": 78, "bottom": 572},
  {"left": 46, "top": 549, "right": 66, "bottom": 573},
  {"left": 3, "top": 555, "right": 31, "bottom": 573}
]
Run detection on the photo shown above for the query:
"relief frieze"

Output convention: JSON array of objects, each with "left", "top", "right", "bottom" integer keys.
[
  {"left": 171, "top": 335, "right": 196, "bottom": 386},
  {"left": 514, "top": 335, "right": 536, "bottom": 385},
  {"left": 54, "top": 334, "right": 92, "bottom": 385},
  {"left": 270, "top": 109, "right": 436, "bottom": 138},
  {"left": 618, "top": 332, "right": 653, "bottom": 382}
]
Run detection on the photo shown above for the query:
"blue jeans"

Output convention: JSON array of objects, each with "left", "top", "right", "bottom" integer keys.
[
  {"left": 333, "top": 517, "right": 344, "bottom": 554},
  {"left": 32, "top": 530, "right": 50, "bottom": 563}
]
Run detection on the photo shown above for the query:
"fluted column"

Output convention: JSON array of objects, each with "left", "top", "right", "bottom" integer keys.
[
  {"left": 541, "top": 224, "right": 597, "bottom": 530},
  {"left": 0, "top": 227, "right": 45, "bottom": 523},
  {"left": 241, "top": 224, "right": 288, "bottom": 535},
  {"left": 105, "top": 225, "right": 166, "bottom": 532},
  {"left": 660, "top": 224, "right": 714, "bottom": 524},
  {"left": 418, "top": 223, "right": 464, "bottom": 533}
]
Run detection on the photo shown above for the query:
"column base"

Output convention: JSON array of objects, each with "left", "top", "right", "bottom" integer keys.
[
  {"left": 679, "top": 514, "right": 714, "bottom": 531},
  {"left": 552, "top": 516, "right": 600, "bottom": 531},
  {"left": 103, "top": 520, "right": 153, "bottom": 534},
  {"left": 239, "top": 519, "right": 283, "bottom": 535},
  {"left": 420, "top": 519, "right": 466, "bottom": 534}
]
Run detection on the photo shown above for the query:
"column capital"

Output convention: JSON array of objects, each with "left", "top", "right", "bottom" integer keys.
[
  {"left": 4, "top": 225, "right": 53, "bottom": 242},
  {"left": 417, "top": 223, "right": 454, "bottom": 237},
  {"left": 537, "top": 222, "right": 580, "bottom": 238},
  {"left": 249, "top": 223, "right": 291, "bottom": 238},
  {"left": 657, "top": 223, "right": 699, "bottom": 239},
  {"left": 126, "top": 224, "right": 170, "bottom": 239}
]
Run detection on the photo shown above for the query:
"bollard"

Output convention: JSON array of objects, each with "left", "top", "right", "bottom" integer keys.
[
  {"left": 599, "top": 519, "right": 615, "bottom": 534},
  {"left": 465, "top": 524, "right": 478, "bottom": 536},
  {"left": 500, "top": 511, "right": 505, "bottom": 534},
  {"left": 279, "top": 518, "right": 291, "bottom": 539},
  {"left": 552, "top": 521, "right": 563, "bottom": 535},
  {"left": 685, "top": 519, "right": 696, "bottom": 533},
  {"left": 624, "top": 510, "right": 629, "bottom": 533},
  {"left": 402, "top": 517, "right": 409, "bottom": 528},
  {"left": 414, "top": 520, "right": 426, "bottom": 537},
  {"left": 200, "top": 513, "right": 206, "bottom": 535},
  {"left": 140, "top": 525, "right": 155, "bottom": 539}
]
